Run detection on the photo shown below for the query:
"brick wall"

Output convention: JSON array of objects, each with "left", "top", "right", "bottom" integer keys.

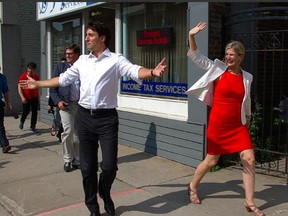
[
  {"left": 2, "top": 2, "right": 41, "bottom": 112},
  {"left": 17, "top": 2, "right": 41, "bottom": 72},
  {"left": 208, "top": 2, "right": 231, "bottom": 60}
]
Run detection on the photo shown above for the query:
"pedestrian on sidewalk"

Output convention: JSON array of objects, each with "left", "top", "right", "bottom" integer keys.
[
  {"left": 19, "top": 19, "right": 167, "bottom": 216},
  {"left": 49, "top": 44, "right": 81, "bottom": 172},
  {"left": 186, "top": 22, "right": 265, "bottom": 216},
  {"left": 18, "top": 62, "right": 40, "bottom": 133},
  {"left": 0, "top": 66, "right": 12, "bottom": 153}
]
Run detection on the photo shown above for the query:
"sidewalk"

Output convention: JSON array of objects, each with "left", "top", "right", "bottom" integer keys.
[{"left": 0, "top": 116, "right": 287, "bottom": 216}]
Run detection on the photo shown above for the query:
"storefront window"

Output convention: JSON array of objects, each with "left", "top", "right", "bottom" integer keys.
[
  {"left": 51, "top": 15, "right": 82, "bottom": 69},
  {"left": 120, "top": 2, "right": 188, "bottom": 99}
]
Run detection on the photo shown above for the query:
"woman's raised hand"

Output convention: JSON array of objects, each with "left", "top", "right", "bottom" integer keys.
[{"left": 189, "top": 22, "right": 207, "bottom": 36}]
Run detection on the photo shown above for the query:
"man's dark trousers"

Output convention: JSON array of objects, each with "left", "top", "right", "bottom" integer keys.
[
  {"left": 20, "top": 97, "right": 38, "bottom": 129},
  {"left": 77, "top": 106, "right": 118, "bottom": 213}
]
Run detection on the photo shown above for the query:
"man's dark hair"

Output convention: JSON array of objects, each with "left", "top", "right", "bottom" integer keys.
[
  {"left": 27, "top": 62, "right": 37, "bottom": 69},
  {"left": 86, "top": 20, "right": 111, "bottom": 48},
  {"left": 66, "top": 44, "right": 80, "bottom": 55}
]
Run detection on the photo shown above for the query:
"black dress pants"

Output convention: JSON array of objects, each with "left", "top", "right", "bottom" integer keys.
[
  {"left": 77, "top": 106, "right": 119, "bottom": 213},
  {"left": 20, "top": 97, "right": 38, "bottom": 129}
]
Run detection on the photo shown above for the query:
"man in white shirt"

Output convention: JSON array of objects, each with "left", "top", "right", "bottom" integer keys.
[{"left": 20, "top": 20, "right": 167, "bottom": 216}]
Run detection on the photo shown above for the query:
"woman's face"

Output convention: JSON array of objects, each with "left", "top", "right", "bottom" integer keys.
[{"left": 225, "top": 48, "right": 242, "bottom": 69}]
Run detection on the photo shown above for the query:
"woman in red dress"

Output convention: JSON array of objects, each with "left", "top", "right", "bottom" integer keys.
[{"left": 186, "top": 22, "right": 265, "bottom": 216}]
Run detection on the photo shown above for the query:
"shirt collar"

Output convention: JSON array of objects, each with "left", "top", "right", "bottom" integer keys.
[{"left": 88, "top": 48, "right": 111, "bottom": 59}]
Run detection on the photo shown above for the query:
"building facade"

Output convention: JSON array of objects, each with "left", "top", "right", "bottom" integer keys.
[
  {"left": 37, "top": 2, "right": 206, "bottom": 168},
  {"left": 37, "top": 2, "right": 288, "bottom": 176},
  {"left": 0, "top": 2, "right": 41, "bottom": 113}
]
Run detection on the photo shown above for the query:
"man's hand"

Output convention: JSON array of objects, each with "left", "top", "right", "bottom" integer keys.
[
  {"left": 19, "top": 75, "right": 37, "bottom": 89},
  {"left": 151, "top": 58, "right": 167, "bottom": 77},
  {"left": 5, "top": 103, "right": 12, "bottom": 112},
  {"left": 58, "top": 101, "right": 68, "bottom": 110},
  {"left": 21, "top": 98, "right": 28, "bottom": 104}
]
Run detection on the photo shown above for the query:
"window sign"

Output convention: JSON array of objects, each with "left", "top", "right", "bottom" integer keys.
[
  {"left": 121, "top": 2, "right": 188, "bottom": 99},
  {"left": 136, "top": 27, "right": 174, "bottom": 47},
  {"left": 121, "top": 80, "right": 188, "bottom": 98},
  {"left": 37, "top": 2, "right": 102, "bottom": 20}
]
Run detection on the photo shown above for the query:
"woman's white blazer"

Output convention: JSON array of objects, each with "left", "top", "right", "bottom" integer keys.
[{"left": 186, "top": 49, "right": 253, "bottom": 125}]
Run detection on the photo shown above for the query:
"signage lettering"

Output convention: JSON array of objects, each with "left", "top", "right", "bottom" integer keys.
[
  {"left": 37, "top": 2, "right": 100, "bottom": 20},
  {"left": 136, "top": 27, "right": 174, "bottom": 47},
  {"left": 121, "top": 80, "right": 187, "bottom": 98}
]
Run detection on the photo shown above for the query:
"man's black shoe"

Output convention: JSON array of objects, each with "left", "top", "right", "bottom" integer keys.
[
  {"left": 90, "top": 212, "right": 101, "bottom": 216},
  {"left": 100, "top": 194, "right": 115, "bottom": 216},
  {"left": 2, "top": 145, "right": 11, "bottom": 153},
  {"left": 64, "top": 162, "right": 72, "bottom": 172},
  {"left": 72, "top": 164, "right": 81, "bottom": 169}
]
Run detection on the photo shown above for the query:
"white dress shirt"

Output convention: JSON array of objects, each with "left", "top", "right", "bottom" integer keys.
[
  {"left": 67, "top": 63, "right": 80, "bottom": 102},
  {"left": 59, "top": 49, "right": 142, "bottom": 109}
]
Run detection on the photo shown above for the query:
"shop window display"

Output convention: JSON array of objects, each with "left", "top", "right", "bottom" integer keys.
[
  {"left": 121, "top": 2, "right": 188, "bottom": 99},
  {"left": 51, "top": 15, "right": 82, "bottom": 68}
]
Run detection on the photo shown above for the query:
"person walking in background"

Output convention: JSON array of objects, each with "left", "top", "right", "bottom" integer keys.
[
  {"left": 18, "top": 62, "right": 40, "bottom": 133},
  {"left": 20, "top": 19, "right": 167, "bottom": 216},
  {"left": 186, "top": 22, "right": 265, "bottom": 216},
  {"left": 0, "top": 66, "right": 12, "bottom": 153},
  {"left": 49, "top": 44, "right": 81, "bottom": 172}
]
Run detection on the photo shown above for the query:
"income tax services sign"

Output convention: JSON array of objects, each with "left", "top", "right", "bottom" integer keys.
[{"left": 121, "top": 80, "right": 187, "bottom": 98}]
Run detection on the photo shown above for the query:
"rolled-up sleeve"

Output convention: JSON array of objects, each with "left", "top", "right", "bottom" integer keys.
[{"left": 117, "top": 55, "right": 143, "bottom": 85}]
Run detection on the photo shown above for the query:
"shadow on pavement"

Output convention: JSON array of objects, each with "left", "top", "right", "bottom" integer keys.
[{"left": 115, "top": 180, "right": 287, "bottom": 215}]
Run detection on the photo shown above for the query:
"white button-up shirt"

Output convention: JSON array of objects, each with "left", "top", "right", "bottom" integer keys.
[
  {"left": 67, "top": 63, "right": 80, "bottom": 102},
  {"left": 59, "top": 49, "right": 142, "bottom": 109}
]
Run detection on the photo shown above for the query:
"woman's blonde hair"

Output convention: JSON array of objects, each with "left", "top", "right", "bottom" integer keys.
[{"left": 225, "top": 41, "right": 245, "bottom": 60}]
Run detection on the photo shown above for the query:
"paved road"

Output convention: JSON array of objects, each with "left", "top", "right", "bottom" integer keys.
[{"left": 0, "top": 116, "right": 287, "bottom": 216}]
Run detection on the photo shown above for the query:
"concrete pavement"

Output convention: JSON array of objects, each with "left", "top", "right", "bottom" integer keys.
[{"left": 0, "top": 116, "right": 287, "bottom": 216}]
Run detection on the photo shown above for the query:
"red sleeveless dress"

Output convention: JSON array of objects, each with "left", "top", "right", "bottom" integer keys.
[{"left": 207, "top": 71, "right": 253, "bottom": 155}]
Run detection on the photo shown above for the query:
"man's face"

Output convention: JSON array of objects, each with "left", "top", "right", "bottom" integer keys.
[
  {"left": 27, "top": 67, "right": 35, "bottom": 74},
  {"left": 65, "top": 48, "right": 79, "bottom": 64},
  {"left": 85, "top": 28, "right": 105, "bottom": 52}
]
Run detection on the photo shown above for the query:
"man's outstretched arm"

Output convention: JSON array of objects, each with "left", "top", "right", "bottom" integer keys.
[{"left": 19, "top": 76, "right": 60, "bottom": 89}]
